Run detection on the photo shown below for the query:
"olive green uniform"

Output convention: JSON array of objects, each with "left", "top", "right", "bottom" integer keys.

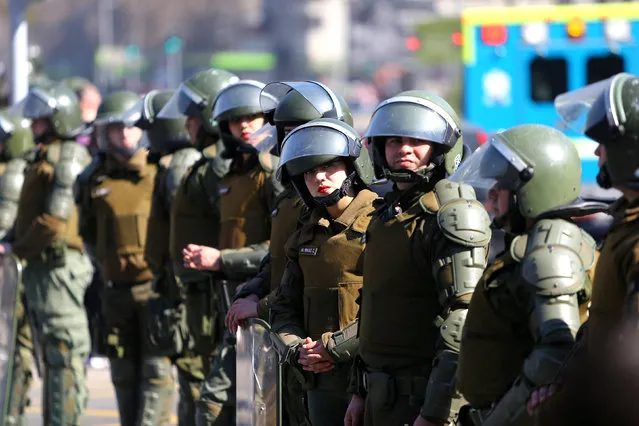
[
  {"left": 231, "top": 186, "right": 309, "bottom": 426},
  {"left": 77, "top": 151, "right": 175, "bottom": 426},
  {"left": 13, "top": 141, "right": 93, "bottom": 426},
  {"left": 356, "top": 180, "right": 490, "bottom": 426},
  {"left": 457, "top": 220, "right": 596, "bottom": 426},
  {"left": 196, "top": 152, "right": 283, "bottom": 426},
  {"left": 0, "top": 157, "right": 34, "bottom": 426},
  {"left": 272, "top": 189, "right": 377, "bottom": 426}
]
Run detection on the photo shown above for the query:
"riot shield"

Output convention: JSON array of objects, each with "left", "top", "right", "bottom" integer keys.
[
  {"left": 0, "top": 254, "right": 21, "bottom": 423},
  {"left": 236, "top": 318, "right": 280, "bottom": 426}
]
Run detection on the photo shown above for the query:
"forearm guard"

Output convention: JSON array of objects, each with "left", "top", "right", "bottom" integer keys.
[
  {"left": 347, "top": 355, "right": 367, "bottom": 398},
  {"left": 324, "top": 319, "right": 359, "bottom": 363},
  {"left": 220, "top": 241, "right": 269, "bottom": 281},
  {"left": 421, "top": 349, "right": 461, "bottom": 422}
]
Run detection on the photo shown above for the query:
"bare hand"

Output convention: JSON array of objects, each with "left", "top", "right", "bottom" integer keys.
[
  {"left": 298, "top": 337, "right": 335, "bottom": 372},
  {"left": 413, "top": 415, "right": 440, "bottom": 426},
  {"left": 182, "top": 244, "right": 221, "bottom": 271},
  {"left": 527, "top": 384, "right": 559, "bottom": 417},
  {"left": 344, "top": 394, "right": 365, "bottom": 426},
  {"left": 225, "top": 294, "right": 260, "bottom": 334}
]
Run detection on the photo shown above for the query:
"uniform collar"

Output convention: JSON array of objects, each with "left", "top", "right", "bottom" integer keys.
[
  {"left": 105, "top": 149, "right": 149, "bottom": 176},
  {"left": 311, "top": 189, "right": 377, "bottom": 230}
]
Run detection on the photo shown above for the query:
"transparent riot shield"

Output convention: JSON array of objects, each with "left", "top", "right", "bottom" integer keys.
[
  {"left": 0, "top": 254, "right": 21, "bottom": 423},
  {"left": 236, "top": 318, "right": 281, "bottom": 426}
]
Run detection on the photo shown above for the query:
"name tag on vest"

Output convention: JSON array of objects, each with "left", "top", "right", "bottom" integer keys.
[
  {"left": 219, "top": 187, "right": 230, "bottom": 195},
  {"left": 299, "top": 246, "right": 318, "bottom": 256},
  {"left": 92, "top": 187, "right": 110, "bottom": 198}
]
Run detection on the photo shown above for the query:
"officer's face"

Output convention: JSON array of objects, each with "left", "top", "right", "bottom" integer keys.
[
  {"left": 107, "top": 124, "right": 143, "bottom": 151},
  {"left": 229, "top": 114, "right": 265, "bottom": 143},
  {"left": 31, "top": 119, "right": 50, "bottom": 139},
  {"left": 185, "top": 116, "right": 202, "bottom": 144},
  {"left": 304, "top": 159, "right": 349, "bottom": 198},
  {"left": 485, "top": 187, "right": 510, "bottom": 220},
  {"left": 595, "top": 144, "right": 607, "bottom": 168},
  {"left": 384, "top": 137, "right": 434, "bottom": 171}
]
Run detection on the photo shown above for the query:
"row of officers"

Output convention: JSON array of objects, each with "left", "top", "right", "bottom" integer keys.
[{"left": 0, "top": 69, "right": 637, "bottom": 426}]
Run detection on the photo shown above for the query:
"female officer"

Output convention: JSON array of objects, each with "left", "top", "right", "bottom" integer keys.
[{"left": 271, "top": 118, "right": 376, "bottom": 426}]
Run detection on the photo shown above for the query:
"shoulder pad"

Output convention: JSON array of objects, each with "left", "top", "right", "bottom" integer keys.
[
  {"left": 4, "top": 158, "right": 28, "bottom": 176},
  {"left": 419, "top": 191, "right": 440, "bottom": 214},
  {"left": 434, "top": 179, "right": 478, "bottom": 205},
  {"left": 521, "top": 219, "right": 586, "bottom": 296},
  {"left": 0, "top": 158, "right": 27, "bottom": 202},
  {"left": 509, "top": 234, "right": 528, "bottom": 262},
  {"left": 54, "top": 143, "right": 91, "bottom": 187},
  {"left": 166, "top": 148, "right": 202, "bottom": 198},
  {"left": 202, "top": 143, "right": 218, "bottom": 159},
  {"left": 436, "top": 195, "right": 491, "bottom": 248},
  {"left": 257, "top": 152, "right": 278, "bottom": 174},
  {"left": 578, "top": 228, "right": 597, "bottom": 271}
]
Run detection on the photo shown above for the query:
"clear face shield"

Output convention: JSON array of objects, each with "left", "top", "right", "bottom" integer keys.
[
  {"left": 555, "top": 73, "right": 628, "bottom": 142},
  {"left": 449, "top": 136, "right": 531, "bottom": 220},
  {"left": 157, "top": 83, "right": 206, "bottom": 119}
]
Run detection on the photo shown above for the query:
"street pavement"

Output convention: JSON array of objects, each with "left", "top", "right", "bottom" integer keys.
[{"left": 25, "top": 364, "right": 179, "bottom": 425}]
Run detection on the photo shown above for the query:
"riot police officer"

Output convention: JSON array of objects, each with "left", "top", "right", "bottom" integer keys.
[
  {"left": 224, "top": 81, "right": 354, "bottom": 426},
  {"left": 157, "top": 68, "right": 239, "bottom": 426},
  {"left": 182, "top": 80, "right": 284, "bottom": 425},
  {"left": 453, "top": 124, "right": 600, "bottom": 426},
  {"left": 76, "top": 90, "right": 175, "bottom": 426},
  {"left": 122, "top": 89, "right": 194, "bottom": 360},
  {"left": 345, "top": 91, "right": 491, "bottom": 426},
  {"left": 0, "top": 111, "right": 35, "bottom": 426},
  {"left": 271, "top": 118, "right": 376, "bottom": 426},
  {"left": 4, "top": 83, "right": 94, "bottom": 426},
  {"left": 527, "top": 73, "right": 639, "bottom": 425}
]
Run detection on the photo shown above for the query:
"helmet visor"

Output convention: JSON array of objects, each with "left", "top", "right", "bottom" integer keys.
[
  {"left": 0, "top": 114, "right": 15, "bottom": 142},
  {"left": 449, "top": 135, "right": 531, "bottom": 202},
  {"left": 277, "top": 122, "right": 360, "bottom": 179},
  {"left": 121, "top": 93, "right": 158, "bottom": 129},
  {"left": 158, "top": 83, "right": 205, "bottom": 119},
  {"left": 212, "top": 81, "right": 266, "bottom": 122},
  {"left": 555, "top": 75, "right": 626, "bottom": 136},
  {"left": 261, "top": 81, "right": 342, "bottom": 119},
  {"left": 22, "top": 88, "right": 57, "bottom": 119},
  {"left": 249, "top": 123, "right": 278, "bottom": 153},
  {"left": 362, "top": 97, "right": 460, "bottom": 148}
]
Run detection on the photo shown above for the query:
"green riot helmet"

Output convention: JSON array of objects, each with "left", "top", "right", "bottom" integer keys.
[
  {"left": 94, "top": 90, "right": 146, "bottom": 157},
  {"left": 121, "top": 89, "right": 190, "bottom": 155},
  {"left": 59, "top": 76, "right": 91, "bottom": 99},
  {"left": 277, "top": 118, "right": 374, "bottom": 208},
  {"left": 0, "top": 112, "right": 34, "bottom": 159},
  {"left": 362, "top": 90, "right": 463, "bottom": 184},
  {"left": 158, "top": 68, "right": 239, "bottom": 138},
  {"left": 555, "top": 73, "right": 639, "bottom": 190},
  {"left": 212, "top": 80, "right": 268, "bottom": 157},
  {"left": 449, "top": 124, "right": 597, "bottom": 221},
  {"left": 22, "top": 83, "right": 84, "bottom": 141},
  {"left": 253, "top": 81, "right": 353, "bottom": 155}
]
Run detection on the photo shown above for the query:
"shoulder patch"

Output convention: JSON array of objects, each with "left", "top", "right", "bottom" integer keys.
[
  {"left": 299, "top": 246, "right": 318, "bottom": 256},
  {"left": 437, "top": 199, "right": 491, "bottom": 247}
]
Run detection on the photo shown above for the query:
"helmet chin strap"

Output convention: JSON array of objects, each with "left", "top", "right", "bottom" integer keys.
[
  {"left": 312, "top": 172, "right": 357, "bottom": 208},
  {"left": 596, "top": 164, "right": 613, "bottom": 189},
  {"left": 385, "top": 162, "right": 437, "bottom": 184}
]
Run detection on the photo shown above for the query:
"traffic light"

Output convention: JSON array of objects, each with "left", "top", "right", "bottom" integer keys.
[
  {"left": 124, "top": 44, "right": 141, "bottom": 61},
  {"left": 164, "top": 36, "right": 183, "bottom": 55},
  {"left": 405, "top": 36, "right": 420, "bottom": 51}
]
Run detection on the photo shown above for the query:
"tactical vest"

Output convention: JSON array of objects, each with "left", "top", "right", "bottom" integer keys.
[
  {"left": 91, "top": 158, "right": 156, "bottom": 283},
  {"left": 169, "top": 156, "right": 226, "bottom": 279},
  {"left": 269, "top": 186, "right": 304, "bottom": 291},
  {"left": 289, "top": 190, "right": 376, "bottom": 341},
  {"left": 14, "top": 142, "right": 84, "bottom": 254},
  {"left": 588, "top": 200, "right": 639, "bottom": 350},
  {"left": 458, "top": 224, "right": 597, "bottom": 408},
  {"left": 144, "top": 163, "right": 171, "bottom": 275},
  {"left": 218, "top": 153, "right": 274, "bottom": 250}
]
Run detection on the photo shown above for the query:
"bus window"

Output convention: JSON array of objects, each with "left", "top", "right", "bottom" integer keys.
[
  {"left": 530, "top": 58, "right": 568, "bottom": 102},
  {"left": 587, "top": 54, "right": 625, "bottom": 84}
]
